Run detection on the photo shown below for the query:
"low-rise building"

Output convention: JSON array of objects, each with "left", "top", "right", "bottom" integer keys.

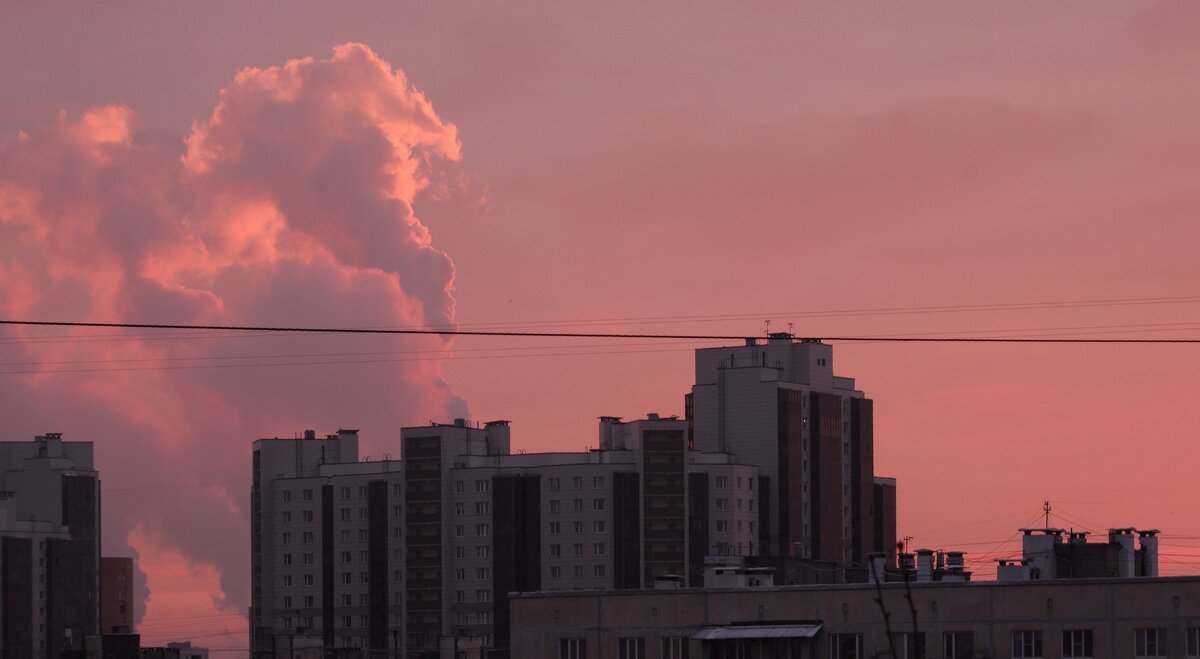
[{"left": 511, "top": 575, "right": 1200, "bottom": 659}]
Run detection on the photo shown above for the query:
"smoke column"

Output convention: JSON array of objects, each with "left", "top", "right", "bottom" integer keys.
[{"left": 0, "top": 43, "right": 467, "bottom": 638}]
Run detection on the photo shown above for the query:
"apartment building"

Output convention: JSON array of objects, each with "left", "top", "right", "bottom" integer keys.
[
  {"left": 688, "top": 334, "right": 896, "bottom": 567},
  {"left": 510, "top": 575, "right": 1200, "bottom": 659},
  {"left": 249, "top": 337, "right": 897, "bottom": 657},
  {"left": 249, "top": 416, "right": 759, "bottom": 658},
  {"left": 0, "top": 433, "right": 101, "bottom": 659}
]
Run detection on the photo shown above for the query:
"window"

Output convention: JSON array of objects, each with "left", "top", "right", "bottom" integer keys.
[
  {"left": 282, "top": 532, "right": 292, "bottom": 545},
  {"left": 476, "top": 545, "right": 491, "bottom": 559},
  {"left": 737, "top": 477, "right": 743, "bottom": 488},
  {"left": 456, "top": 524, "right": 465, "bottom": 537},
  {"left": 550, "top": 566, "right": 561, "bottom": 578},
  {"left": 593, "top": 476, "right": 605, "bottom": 489},
  {"left": 476, "top": 524, "right": 490, "bottom": 537},
  {"left": 593, "top": 543, "right": 606, "bottom": 556},
  {"left": 455, "top": 590, "right": 466, "bottom": 602},
  {"left": 550, "top": 542, "right": 562, "bottom": 557},
  {"left": 340, "top": 529, "right": 350, "bottom": 542},
  {"left": 558, "top": 638, "right": 586, "bottom": 659},
  {"left": 358, "top": 485, "right": 367, "bottom": 498},
  {"left": 302, "top": 531, "right": 314, "bottom": 544},
  {"left": 1013, "top": 630, "right": 1043, "bottom": 659},
  {"left": 550, "top": 500, "right": 561, "bottom": 513},
  {"left": 549, "top": 477, "right": 561, "bottom": 491},
  {"left": 475, "top": 502, "right": 490, "bottom": 515},
  {"left": 303, "top": 574, "right": 314, "bottom": 586},
  {"left": 282, "top": 511, "right": 293, "bottom": 524},
  {"left": 1063, "top": 630, "right": 1093, "bottom": 658},
  {"left": 342, "top": 615, "right": 352, "bottom": 628},
  {"left": 593, "top": 521, "right": 606, "bottom": 533},
  {"left": 475, "top": 479, "right": 490, "bottom": 493},
  {"left": 475, "top": 567, "right": 490, "bottom": 580},
  {"left": 715, "top": 476, "right": 728, "bottom": 489},
  {"left": 339, "top": 508, "right": 351, "bottom": 521},
  {"left": 1136, "top": 628, "right": 1166, "bottom": 658},
  {"left": 572, "top": 476, "right": 584, "bottom": 489},
  {"left": 340, "top": 486, "right": 351, "bottom": 499},
  {"left": 573, "top": 499, "right": 584, "bottom": 512},
  {"left": 716, "top": 520, "right": 728, "bottom": 533},
  {"left": 455, "top": 503, "right": 465, "bottom": 515},
  {"left": 455, "top": 481, "right": 464, "bottom": 493},
  {"left": 830, "top": 633, "right": 862, "bottom": 659},
  {"left": 360, "top": 572, "right": 368, "bottom": 584},
  {"left": 1189, "top": 627, "right": 1199, "bottom": 658},
  {"left": 393, "top": 527, "right": 402, "bottom": 540},
  {"left": 573, "top": 521, "right": 584, "bottom": 534},
  {"left": 748, "top": 478, "right": 754, "bottom": 490},
  {"left": 303, "top": 595, "right": 314, "bottom": 607},
  {"left": 476, "top": 611, "right": 491, "bottom": 625},
  {"left": 455, "top": 568, "right": 466, "bottom": 581},
  {"left": 476, "top": 589, "right": 491, "bottom": 602},
  {"left": 573, "top": 565, "right": 584, "bottom": 579},
  {"left": 891, "top": 632, "right": 925, "bottom": 659},
  {"left": 593, "top": 565, "right": 606, "bottom": 578},
  {"left": 618, "top": 637, "right": 645, "bottom": 659},
  {"left": 662, "top": 637, "right": 687, "bottom": 659},
  {"left": 359, "top": 529, "right": 367, "bottom": 542},
  {"left": 303, "top": 552, "right": 314, "bottom": 565},
  {"left": 393, "top": 483, "right": 402, "bottom": 496},
  {"left": 944, "top": 632, "right": 974, "bottom": 659},
  {"left": 593, "top": 498, "right": 606, "bottom": 512},
  {"left": 341, "top": 594, "right": 352, "bottom": 606},
  {"left": 282, "top": 575, "right": 292, "bottom": 588},
  {"left": 716, "top": 498, "right": 728, "bottom": 512},
  {"left": 573, "top": 543, "right": 584, "bottom": 556},
  {"left": 303, "top": 489, "right": 313, "bottom": 501},
  {"left": 359, "top": 507, "right": 368, "bottom": 520},
  {"left": 455, "top": 546, "right": 465, "bottom": 559},
  {"left": 283, "top": 553, "right": 293, "bottom": 566},
  {"left": 550, "top": 522, "right": 561, "bottom": 535},
  {"left": 282, "top": 490, "right": 292, "bottom": 502},
  {"left": 341, "top": 572, "right": 352, "bottom": 585},
  {"left": 283, "top": 596, "right": 293, "bottom": 608}
]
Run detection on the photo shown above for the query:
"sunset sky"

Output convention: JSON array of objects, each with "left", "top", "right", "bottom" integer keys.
[{"left": 3, "top": 2, "right": 1200, "bottom": 654}]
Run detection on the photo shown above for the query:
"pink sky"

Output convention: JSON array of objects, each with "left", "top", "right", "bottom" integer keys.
[{"left": 3, "top": 2, "right": 1200, "bottom": 654}]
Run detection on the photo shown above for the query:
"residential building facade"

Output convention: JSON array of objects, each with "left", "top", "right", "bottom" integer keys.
[
  {"left": 249, "top": 338, "right": 898, "bottom": 658},
  {"left": 0, "top": 433, "right": 101, "bottom": 659},
  {"left": 510, "top": 576, "right": 1200, "bottom": 659}
]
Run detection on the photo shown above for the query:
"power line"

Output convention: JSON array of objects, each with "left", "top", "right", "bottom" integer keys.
[{"left": 3, "top": 319, "right": 1200, "bottom": 343}]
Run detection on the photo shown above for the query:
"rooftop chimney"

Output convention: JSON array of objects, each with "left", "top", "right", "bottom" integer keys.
[
  {"left": 915, "top": 549, "right": 934, "bottom": 583},
  {"left": 1138, "top": 530, "right": 1160, "bottom": 578},
  {"left": 1109, "top": 528, "right": 1136, "bottom": 578}
]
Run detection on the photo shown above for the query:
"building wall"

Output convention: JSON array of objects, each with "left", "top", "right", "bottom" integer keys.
[
  {"left": 511, "top": 577, "right": 1200, "bottom": 659},
  {"left": 1, "top": 536, "right": 33, "bottom": 659},
  {"left": 689, "top": 338, "right": 889, "bottom": 573},
  {"left": 0, "top": 434, "right": 99, "bottom": 659},
  {"left": 100, "top": 556, "right": 135, "bottom": 634}
]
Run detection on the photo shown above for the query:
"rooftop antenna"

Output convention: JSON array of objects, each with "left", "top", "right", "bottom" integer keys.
[
  {"left": 1043, "top": 501, "right": 1051, "bottom": 528},
  {"left": 764, "top": 320, "right": 771, "bottom": 335},
  {"left": 787, "top": 322, "right": 794, "bottom": 336},
  {"left": 902, "top": 535, "right": 914, "bottom": 554}
]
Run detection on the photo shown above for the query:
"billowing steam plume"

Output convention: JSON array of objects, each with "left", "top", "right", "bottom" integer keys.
[{"left": 0, "top": 43, "right": 467, "bottom": 630}]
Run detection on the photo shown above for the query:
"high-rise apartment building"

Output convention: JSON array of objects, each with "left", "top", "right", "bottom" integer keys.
[
  {"left": 0, "top": 433, "right": 100, "bottom": 659},
  {"left": 688, "top": 334, "right": 896, "bottom": 566},
  {"left": 249, "top": 338, "right": 897, "bottom": 658}
]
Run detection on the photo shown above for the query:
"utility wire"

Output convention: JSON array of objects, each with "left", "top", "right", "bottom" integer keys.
[{"left": 3, "top": 319, "right": 1200, "bottom": 343}]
